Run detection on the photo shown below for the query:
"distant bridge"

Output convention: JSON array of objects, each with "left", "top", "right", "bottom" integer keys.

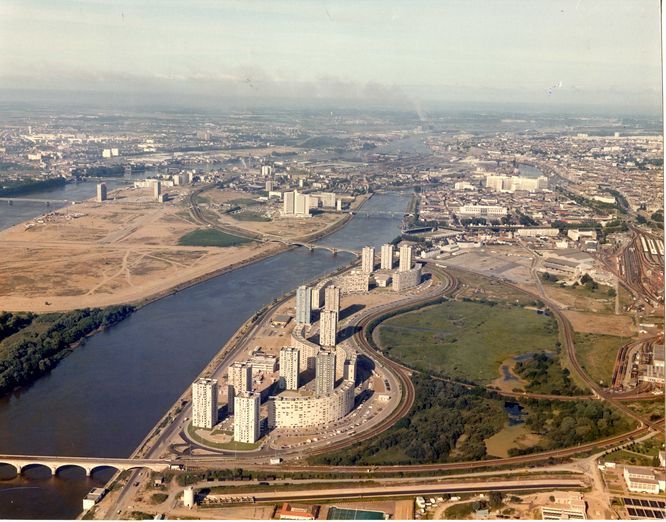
[
  {"left": 352, "top": 210, "right": 407, "bottom": 218},
  {"left": 0, "top": 197, "right": 70, "bottom": 204},
  {"left": 0, "top": 454, "right": 170, "bottom": 477},
  {"left": 287, "top": 241, "right": 359, "bottom": 256}
]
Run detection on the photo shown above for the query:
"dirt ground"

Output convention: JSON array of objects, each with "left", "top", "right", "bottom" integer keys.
[
  {"left": 563, "top": 310, "right": 636, "bottom": 337},
  {"left": 0, "top": 185, "right": 283, "bottom": 312}
]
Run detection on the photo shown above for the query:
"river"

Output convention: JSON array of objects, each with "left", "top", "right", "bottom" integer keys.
[
  {"left": 0, "top": 178, "right": 135, "bottom": 230},
  {"left": 0, "top": 191, "right": 410, "bottom": 519}
]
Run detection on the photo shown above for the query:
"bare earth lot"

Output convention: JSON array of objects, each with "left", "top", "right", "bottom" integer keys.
[{"left": 0, "top": 186, "right": 281, "bottom": 312}]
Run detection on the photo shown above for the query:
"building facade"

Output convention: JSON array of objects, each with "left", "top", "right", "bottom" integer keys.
[
  {"left": 296, "top": 285, "right": 312, "bottom": 325},
  {"left": 361, "top": 246, "right": 375, "bottom": 273},
  {"left": 315, "top": 350, "right": 336, "bottom": 396},
  {"left": 192, "top": 378, "right": 218, "bottom": 429},
  {"left": 319, "top": 310, "right": 337, "bottom": 347},
  {"left": 279, "top": 346, "right": 300, "bottom": 390},
  {"left": 399, "top": 244, "right": 413, "bottom": 272},
  {"left": 380, "top": 243, "right": 394, "bottom": 270},
  {"left": 233, "top": 391, "right": 261, "bottom": 443}
]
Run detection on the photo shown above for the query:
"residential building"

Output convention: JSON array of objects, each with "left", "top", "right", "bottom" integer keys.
[
  {"left": 380, "top": 243, "right": 394, "bottom": 270},
  {"left": 192, "top": 378, "right": 218, "bottom": 429},
  {"left": 324, "top": 285, "right": 341, "bottom": 315},
  {"left": 296, "top": 285, "right": 312, "bottom": 325},
  {"left": 233, "top": 391, "right": 260, "bottom": 443},
  {"left": 315, "top": 350, "right": 336, "bottom": 396},
  {"left": 96, "top": 182, "right": 107, "bottom": 202},
  {"left": 361, "top": 246, "right": 375, "bottom": 273},
  {"left": 319, "top": 309, "right": 337, "bottom": 347},
  {"left": 399, "top": 244, "right": 413, "bottom": 272},
  {"left": 279, "top": 347, "right": 300, "bottom": 390},
  {"left": 227, "top": 361, "right": 252, "bottom": 414}
]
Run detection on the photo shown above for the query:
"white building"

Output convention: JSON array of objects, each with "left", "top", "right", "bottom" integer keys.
[
  {"left": 192, "top": 378, "right": 218, "bottom": 429},
  {"left": 315, "top": 350, "right": 336, "bottom": 397},
  {"left": 261, "top": 165, "right": 273, "bottom": 177},
  {"left": 96, "top": 182, "right": 107, "bottom": 202},
  {"left": 249, "top": 353, "right": 278, "bottom": 372},
  {"left": 516, "top": 227, "right": 560, "bottom": 237},
  {"left": 335, "top": 271, "right": 370, "bottom": 293},
  {"left": 623, "top": 466, "right": 664, "bottom": 495},
  {"left": 268, "top": 380, "right": 354, "bottom": 428},
  {"left": 296, "top": 285, "right": 312, "bottom": 325},
  {"left": 153, "top": 180, "right": 161, "bottom": 200},
  {"left": 227, "top": 362, "right": 252, "bottom": 414},
  {"left": 233, "top": 391, "right": 260, "bottom": 443},
  {"left": 457, "top": 205, "right": 508, "bottom": 218},
  {"left": 393, "top": 264, "right": 422, "bottom": 292},
  {"left": 399, "top": 244, "right": 413, "bottom": 272},
  {"left": 454, "top": 181, "right": 475, "bottom": 191},
  {"left": 361, "top": 246, "right": 375, "bottom": 273},
  {"left": 324, "top": 285, "right": 341, "bottom": 315},
  {"left": 279, "top": 347, "right": 300, "bottom": 390},
  {"left": 380, "top": 243, "right": 394, "bottom": 270},
  {"left": 282, "top": 190, "right": 311, "bottom": 216},
  {"left": 319, "top": 310, "right": 337, "bottom": 347}
]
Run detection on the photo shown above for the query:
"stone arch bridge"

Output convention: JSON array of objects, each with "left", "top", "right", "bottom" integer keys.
[{"left": 0, "top": 454, "right": 171, "bottom": 477}]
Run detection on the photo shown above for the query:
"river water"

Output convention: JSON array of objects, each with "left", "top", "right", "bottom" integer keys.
[
  {"left": 0, "top": 191, "right": 410, "bottom": 519},
  {"left": 0, "top": 179, "right": 138, "bottom": 231}
]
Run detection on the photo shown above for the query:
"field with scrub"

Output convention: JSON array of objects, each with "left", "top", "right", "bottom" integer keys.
[
  {"left": 377, "top": 300, "right": 559, "bottom": 385},
  {"left": 574, "top": 332, "right": 631, "bottom": 387}
]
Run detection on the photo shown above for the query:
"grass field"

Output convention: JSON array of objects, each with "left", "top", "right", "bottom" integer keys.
[
  {"left": 231, "top": 211, "right": 271, "bottom": 222},
  {"left": 448, "top": 268, "right": 537, "bottom": 306},
  {"left": 623, "top": 398, "right": 665, "bottom": 421},
  {"left": 377, "top": 300, "right": 559, "bottom": 384},
  {"left": 574, "top": 332, "right": 631, "bottom": 386},
  {"left": 484, "top": 423, "right": 542, "bottom": 458},
  {"left": 178, "top": 228, "right": 251, "bottom": 247},
  {"left": 542, "top": 279, "right": 615, "bottom": 313}
]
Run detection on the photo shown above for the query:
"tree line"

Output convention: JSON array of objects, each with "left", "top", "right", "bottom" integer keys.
[{"left": 0, "top": 306, "right": 134, "bottom": 395}]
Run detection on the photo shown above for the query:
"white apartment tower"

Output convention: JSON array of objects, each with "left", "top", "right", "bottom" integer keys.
[
  {"left": 361, "top": 246, "right": 375, "bottom": 273},
  {"left": 324, "top": 285, "right": 341, "bottom": 315},
  {"left": 315, "top": 350, "right": 336, "bottom": 396},
  {"left": 283, "top": 191, "right": 295, "bottom": 214},
  {"left": 399, "top": 245, "right": 413, "bottom": 272},
  {"left": 279, "top": 346, "right": 300, "bottom": 390},
  {"left": 319, "top": 309, "right": 338, "bottom": 347},
  {"left": 96, "top": 182, "right": 107, "bottom": 202},
  {"left": 153, "top": 180, "right": 161, "bottom": 200},
  {"left": 296, "top": 285, "right": 312, "bottom": 325},
  {"left": 191, "top": 378, "right": 218, "bottom": 429},
  {"left": 283, "top": 190, "right": 311, "bottom": 217},
  {"left": 380, "top": 243, "right": 394, "bottom": 270},
  {"left": 227, "top": 361, "right": 252, "bottom": 414},
  {"left": 233, "top": 391, "right": 261, "bottom": 443}
]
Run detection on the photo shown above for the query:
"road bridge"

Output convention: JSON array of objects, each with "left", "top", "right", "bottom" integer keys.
[{"left": 0, "top": 454, "right": 170, "bottom": 476}]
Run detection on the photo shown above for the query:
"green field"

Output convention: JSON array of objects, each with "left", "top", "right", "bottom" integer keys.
[
  {"left": 231, "top": 211, "right": 271, "bottom": 222},
  {"left": 377, "top": 300, "right": 559, "bottom": 384},
  {"left": 178, "top": 228, "right": 251, "bottom": 247},
  {"left": 448, "top": 268, "right": 538, "bottom": 306},
  {"left": 574, "top": 333, "right": 631, "bottom": 386}
]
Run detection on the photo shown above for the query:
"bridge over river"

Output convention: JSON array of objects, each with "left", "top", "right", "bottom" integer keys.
[{"left": 0, "top": 454, "right": 170, "bottom": 476}]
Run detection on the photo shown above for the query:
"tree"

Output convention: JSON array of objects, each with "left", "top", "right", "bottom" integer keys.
[{"left": 489, "top": 492, "right": 503, "bottom": 509}]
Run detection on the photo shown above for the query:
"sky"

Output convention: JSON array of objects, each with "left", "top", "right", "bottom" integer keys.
[{"left": 0, "top": 0, "right": 662, "bottom": 113}]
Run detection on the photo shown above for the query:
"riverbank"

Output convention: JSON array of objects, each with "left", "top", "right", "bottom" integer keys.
[{"left": 0, "top": 187, "right": 365, "bottom": 313}]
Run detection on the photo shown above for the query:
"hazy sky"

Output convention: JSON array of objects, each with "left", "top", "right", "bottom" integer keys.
[{"left": 0, "top": 0, "right": 662, "bottom": 112}]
